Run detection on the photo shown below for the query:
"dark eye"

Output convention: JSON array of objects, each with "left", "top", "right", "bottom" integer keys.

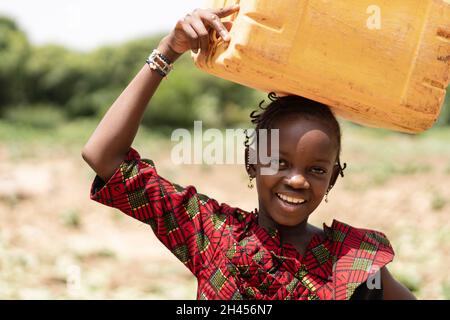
[{"left": 311, "top": 167, "right": 326, "bottom": 175}]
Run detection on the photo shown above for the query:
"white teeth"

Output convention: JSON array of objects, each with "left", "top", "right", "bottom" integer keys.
[{"left": 276, "top": 193, "right": 305, "bottom": 205}]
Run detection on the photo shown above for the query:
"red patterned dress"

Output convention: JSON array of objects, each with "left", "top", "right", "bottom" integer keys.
[{"left": 90, "top": 148, "right": 395, "bottom": 300}]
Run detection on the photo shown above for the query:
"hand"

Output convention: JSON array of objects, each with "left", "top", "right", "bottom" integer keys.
[{"left": 162, "top": 5, "right": 240, "bottom": 56}]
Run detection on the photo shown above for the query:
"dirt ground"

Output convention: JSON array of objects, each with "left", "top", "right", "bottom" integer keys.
[{"left": 1, "top": 128, "right": 449, "bottom": 299}]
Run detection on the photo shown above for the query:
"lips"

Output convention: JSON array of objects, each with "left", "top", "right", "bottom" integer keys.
[{"left": 275, "top": 193, "right": 307, "bottom": 205}]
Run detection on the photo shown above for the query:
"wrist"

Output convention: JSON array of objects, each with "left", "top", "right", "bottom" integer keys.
[{"left": 157, "top": 38, "right": 182, "bottom": 63}]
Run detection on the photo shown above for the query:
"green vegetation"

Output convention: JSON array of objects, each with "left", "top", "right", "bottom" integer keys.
[
  {"left": 60, "top": 209, "right": 82, "bottom": 229},
  {"left": 2, "top": 116, "right": 450, "bottom": 187},
  {"left": 0, "top": 15, "right": 264, "bottom": 131},
  {"left": 443, "top": 282, "right": 450, "bottom": 300},
  {"left": 431, "top": 192, "right": 447, "bottom": 211},
  {"left": 1, "top": 15, "right": 449, "bottom": 131},
  {"left": 337, "top": 121, "right": 450, "bottom": 189}
]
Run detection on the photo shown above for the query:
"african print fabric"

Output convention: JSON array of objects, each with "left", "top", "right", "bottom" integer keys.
[{"left": 90, "top": 148, "right": 394, "bottom": 300}]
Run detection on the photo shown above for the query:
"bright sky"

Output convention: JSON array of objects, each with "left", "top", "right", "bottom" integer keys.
[{"left": 0, "top": 0, "right": 206, "bottom": 51}]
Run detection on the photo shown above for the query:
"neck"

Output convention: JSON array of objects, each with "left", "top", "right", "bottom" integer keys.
[{"left": 256, "top": 207, "right": 311, "bottom": 245}]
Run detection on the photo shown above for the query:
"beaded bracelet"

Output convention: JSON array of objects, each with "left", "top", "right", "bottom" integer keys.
[{"left": 146, "top": 49, "right": 174, "bottom": 77}]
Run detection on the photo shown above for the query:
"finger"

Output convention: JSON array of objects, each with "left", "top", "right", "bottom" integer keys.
[
  {"left": 199, "top": 11, "right": 231, "bottom": 41},
  {"left": 181, "top": 21, "right": 200, "bottom": 53},
  {"left": 190, "top": 13, "right": 210, "bottom": 53},
  {"left": 213, "top": 4, "right": 240, "bottom": 18}
]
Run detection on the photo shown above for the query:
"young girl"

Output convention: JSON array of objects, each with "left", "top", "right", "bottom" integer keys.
[{"left": 82, "top": 5, "right": 416, "bottom": 300}]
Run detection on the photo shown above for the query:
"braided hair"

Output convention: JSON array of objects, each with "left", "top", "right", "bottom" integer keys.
[{"left": 245, "top": 92, "right": 347, "bottom": 178}]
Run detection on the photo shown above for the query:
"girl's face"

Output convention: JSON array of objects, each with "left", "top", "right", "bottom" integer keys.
[{"left": 250, "top": 115, "right": 340, "bottom": 227}]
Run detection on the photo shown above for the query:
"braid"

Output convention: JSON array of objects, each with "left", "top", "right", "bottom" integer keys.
[{"left": 246, "top": 92, "right": 347, "bottom": 178}]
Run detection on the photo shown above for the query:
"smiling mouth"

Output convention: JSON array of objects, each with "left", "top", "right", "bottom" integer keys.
[{"left": 275, "top": 193, "right": 307, "bottom": 206}]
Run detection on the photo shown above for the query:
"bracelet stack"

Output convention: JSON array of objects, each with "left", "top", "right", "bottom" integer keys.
[{"left": 146, "top": 49, "right": 174, "bottom": 77}]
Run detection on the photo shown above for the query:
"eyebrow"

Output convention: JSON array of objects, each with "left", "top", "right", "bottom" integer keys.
[
  {"left": 314, "top": 159, "right": 332, "bottom": 164},
  {"left": 278, "top": 150, "right": 332, "bottom": 165}
]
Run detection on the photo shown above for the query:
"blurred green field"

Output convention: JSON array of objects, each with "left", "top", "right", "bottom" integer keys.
[{"left": 1, "top": 118, "right": 449, "bottom": 299}]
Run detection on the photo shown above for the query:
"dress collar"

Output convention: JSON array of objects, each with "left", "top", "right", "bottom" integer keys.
[{"left": 249, "top": 208, "right": 334, "bottom": 281}]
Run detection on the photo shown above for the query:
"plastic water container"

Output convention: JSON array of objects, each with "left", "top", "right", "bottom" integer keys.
[{"left": 193, "top": 0, "right": 450, "bottom": 133}]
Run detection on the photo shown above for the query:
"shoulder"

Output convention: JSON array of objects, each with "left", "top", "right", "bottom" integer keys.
[
  {"left": 324, "top": 219, "right": 394, "bottom": 256},
  {"left": 318, "top": 220, "right": 396, "bottom": 299}
]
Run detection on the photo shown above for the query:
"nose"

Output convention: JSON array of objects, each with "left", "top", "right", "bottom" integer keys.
[{"left": 285, "top": 173, "right": 310, "bottom": 189}]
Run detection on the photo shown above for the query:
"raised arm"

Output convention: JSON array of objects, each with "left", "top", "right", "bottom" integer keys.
[{"left": 82, "top": 5, "right": 240, "bottom": 182}]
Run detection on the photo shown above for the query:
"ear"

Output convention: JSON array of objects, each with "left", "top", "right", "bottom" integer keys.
[{"left": 328, "top": 164, "right": 341, "bottom": 190}]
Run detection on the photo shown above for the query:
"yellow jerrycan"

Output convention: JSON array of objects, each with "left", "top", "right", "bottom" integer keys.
[{"left": 193, "top": 0, "right": 450, "bottom": 133}]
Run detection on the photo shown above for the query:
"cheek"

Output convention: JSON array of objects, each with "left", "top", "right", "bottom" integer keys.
[
  {"left": 310, "top": 177, "right": 331, "bottom": 197},
  {"left": 255, "top": 173, "right": 281, "bottom": 193}
]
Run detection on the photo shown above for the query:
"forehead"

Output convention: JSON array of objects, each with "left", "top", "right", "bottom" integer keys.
[{"left": 270, "top": 115, "right": 338, "bottom": 161}]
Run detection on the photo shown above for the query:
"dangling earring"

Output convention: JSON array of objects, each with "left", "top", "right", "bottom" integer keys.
[
  {"left": 244, "top": 129, "right": 254, "bottom": 189},
  {"left": 248, "top": 176, "right": 254, "bottom": 189}
]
